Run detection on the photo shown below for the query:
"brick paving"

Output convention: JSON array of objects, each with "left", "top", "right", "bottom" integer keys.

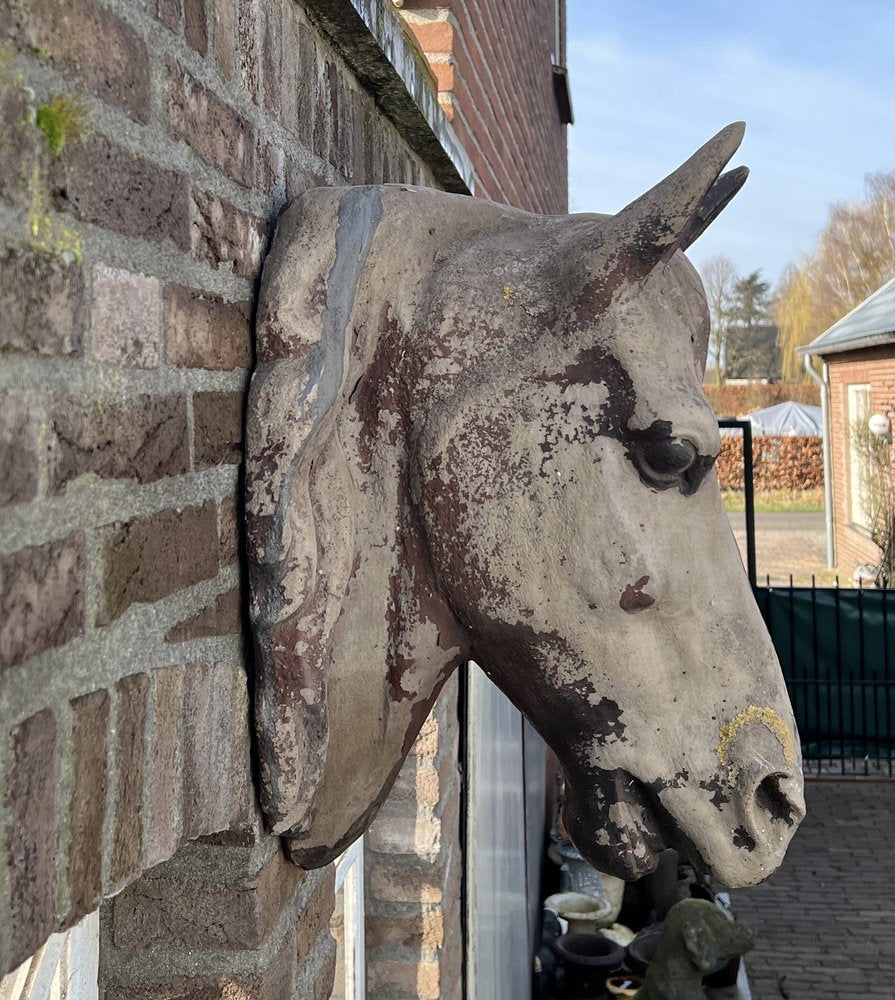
[{"left": 731, "top": 780, "right": 895, "bottom": 999}]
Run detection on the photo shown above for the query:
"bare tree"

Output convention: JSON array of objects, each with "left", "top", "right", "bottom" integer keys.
[
  {"left": 775, "top": 171, "right": 895, "bottom": 377},
  {"left": 700, "top": 255, "right": 737, "bottom": 386}
]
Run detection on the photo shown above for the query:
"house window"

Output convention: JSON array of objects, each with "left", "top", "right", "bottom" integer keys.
[
  {"left": 848, "top": 383, "right": 872, "bottom": 529},
  {"left": 330, "top": 837, "right": 366, "bottom": 1000}
]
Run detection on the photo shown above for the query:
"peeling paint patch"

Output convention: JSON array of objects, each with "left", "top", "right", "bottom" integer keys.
[
  {"left": 619, "top": 575, "right": 655, "bottom": 613},
  {"left": 732, "top": 826, "right": 756, "bottom": 852}
]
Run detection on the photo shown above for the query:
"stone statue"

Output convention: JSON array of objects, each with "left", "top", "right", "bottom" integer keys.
[
  {"left": 636, "top": 899, "right": 754, "bottom": 1000},
  {"left": 245, "top": 123, "right": 805, "bottom": 884}
]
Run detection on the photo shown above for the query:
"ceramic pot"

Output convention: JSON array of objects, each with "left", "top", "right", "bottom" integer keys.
[
  {"left": 625, "top": 924, "right": 662, "bottom": 975},
  {"left": 545, "top": 892, "right": 615, "bottom": 933},
  {"left": 553, "top": 932, "right": 625, "bottom": 998}
]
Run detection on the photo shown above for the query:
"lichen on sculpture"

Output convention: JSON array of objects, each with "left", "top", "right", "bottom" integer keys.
[{"left": 245, "top": 123, "right": 805, "bottom": 885}]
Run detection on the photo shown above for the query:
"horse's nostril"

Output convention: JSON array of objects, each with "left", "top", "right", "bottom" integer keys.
[{"left": 755, "top": 773, "right": 801, "bottom": 828}]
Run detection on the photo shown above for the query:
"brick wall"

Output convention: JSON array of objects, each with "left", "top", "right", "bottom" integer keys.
[
  {"left": 365, "top": 677, "right": 463, "bottom": 1000},
  {"left": 0, "top": 0, "right": 463, "bottom": 991},
  {"left": 398, "top": 0, "right": 569, "bottom": 214},
  {"left": 824, "top": 347, "right": 895, "bottom": 575},
  {"left": 2, "top": 0, "right": 567, "bottom": 994}
]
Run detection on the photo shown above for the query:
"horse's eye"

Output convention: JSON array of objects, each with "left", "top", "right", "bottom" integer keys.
[
  {"left": 639, "top": 438, "right": 698, "bottom": 479},
  {"left": 629, "top": 436, "right": 713, "bottom": 495}
]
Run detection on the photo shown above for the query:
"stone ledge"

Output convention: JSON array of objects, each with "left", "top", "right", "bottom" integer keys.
[{"left": 302, "top": 0, "right": 474, "bottom": 194}]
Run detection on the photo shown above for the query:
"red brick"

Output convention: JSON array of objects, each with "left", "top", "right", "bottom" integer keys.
[
  {"left": 19, "top": 0, "right": 150, "bottom": 122},
  {"left": 58, "top": 138, "right": 191, "bottom": 250},
  {"left": 91, "top": 265, "right": 161, "bottom": 368},
  {"left": 110, "top": 674, "right": 149, "bottom": 890},
  {"left": 168, "top": 65, "right": 254, "bottom": 187},
  {"left": 351, "top": 90, "right": 367, "bottom": 184},
  {"left": 370, "top": 863, "right": 443, "bottom": 904},
  {"left": 5, "top": 710, "right": 57, "bottom": 970},
  {"left": 296, "top": 868, "right": 336, "bottom": 970},
  {"left": 278, "top": 2, "right": 299, "bottom": 129},
  {"left": 314, "top": 947, "right": 337, "bottom": 1000},
  {"left": 257, "top": 140, "right": 286, "bottom": 196},
  {"left": 182, "top": 663, "right": 235, "bottom": 838},
  {"left": 0, "top": 392, "right": 38, "bottom": 506},
  {"left": 368, "top": 813, "right": 440, "bottom": 860},
  {"left": 260, "top": 0, "right": 282, "bottom": 117},
  {"left": 112, "top": 845, "right": 305, "bottom": 949},
  {"left": 193, "top": 391, "right": 244, "bottom": 469},
  {"left": 0, "top": 85, "right": 39, "bottom": 212},
  {"left": 98, "top": 503, "right": 219, "bottom": 624},
  {"left": 103, "top": 934, "right": 296, "bottom": 999},
  {"left": 406, "top": 20, "right": 454, "bottom": 54},
  {"left": 164, "top": 284, "right": 252, "bottom": 370},
  {"left": 431, "top": 61, "right": 455, "bottom": 92},
  {"left": 68, "top": 690, "right": 110, "bottom": 922},
  {"left": 156, "top": 0, "right": 181, "bottom": 31},
  {"left": 145, "top": 666, "right": 183, "bottom": 868},
  {"left": 165, "top": 587, "right": 242, "bottom": 642},
  {"left": 295, "top": 19, "right": 317, "bottom": 147},
  {"left": 366, "top": 911, "right": 444, "bottom": 951},
  {"left": 190, "top": 188, "right": 266, "bottom": 279},
  {"left": 49, "top": 394, "right": 188, "bottom": 492},
  {"left": 213, "top": 0, "right": 238, "bottom": 79},
  {"left": 219, "top": 495, "right": 241, "bottom": 566},
  {"left": 367, "top": 960, "right": 441, "bottom": 999},
  {"left": 184, "top": 0, "right": 208, "bottom": 54},
  {"left": 235, "top": 0, "right": 262, "bottom": 104},
  {"left": 0, "top": 534, "right": 85, "bottom": 671},
  {"left": 0, "top": 245, "right": 84, "bottom": 357}
]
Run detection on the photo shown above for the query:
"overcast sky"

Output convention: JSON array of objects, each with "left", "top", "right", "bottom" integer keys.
[{"left": 566, "top": 0, "right": 895, "bottom": 287}]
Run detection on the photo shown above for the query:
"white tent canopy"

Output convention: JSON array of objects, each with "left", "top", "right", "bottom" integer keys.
[{"left": 737, "top": 401, "right": 823, "bottom": 436}]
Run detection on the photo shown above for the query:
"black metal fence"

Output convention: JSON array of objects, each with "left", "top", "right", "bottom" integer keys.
[{"left": 754, "top": 577, "right": 895, "bottom": 777}]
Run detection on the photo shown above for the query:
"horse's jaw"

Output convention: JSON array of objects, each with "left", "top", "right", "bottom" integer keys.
[
  {"left": 562, "top": 761, "right": 805, "bottom": 888},
  {"left": 555, "top": 684, "right": 805, "bottom": 888},
  {"left": 254, "top": 593, "right": 467, "bottom": 867}
]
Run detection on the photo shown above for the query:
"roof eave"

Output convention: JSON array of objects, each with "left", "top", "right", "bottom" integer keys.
[{"left": 798, "top": 330, "right": 895, "bottom": 357}]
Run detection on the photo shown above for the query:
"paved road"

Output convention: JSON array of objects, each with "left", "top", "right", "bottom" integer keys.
[
  {"left": 726, "top": 511, "right": 831, "bottom": 585},
  {"left": 732, "top": 780, "right": 895, "bottom": 999}
]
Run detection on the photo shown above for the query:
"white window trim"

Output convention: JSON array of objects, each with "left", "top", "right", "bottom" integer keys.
[
  {"left": 0, "top": 910, "right": 99, "bottom": 1000},
  {"left": 847, "top": 383, "right": 872, "bottom": 530},
  {"left": 334, "top": 836, "right": 366, "bottom": 1000}
]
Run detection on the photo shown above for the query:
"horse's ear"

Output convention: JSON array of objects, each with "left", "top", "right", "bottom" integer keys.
[{"left": 600, "top": 123, "right": 748, "bottom": 279}]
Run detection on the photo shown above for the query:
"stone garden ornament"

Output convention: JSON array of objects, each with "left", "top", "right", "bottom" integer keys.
[{"left": 246, "top": 123, "right": 805, "bottom": 886}]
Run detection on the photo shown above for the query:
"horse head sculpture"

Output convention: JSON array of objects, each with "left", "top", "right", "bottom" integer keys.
[{"left": 245, "top": 123, "right": 805, "bottom": 887}]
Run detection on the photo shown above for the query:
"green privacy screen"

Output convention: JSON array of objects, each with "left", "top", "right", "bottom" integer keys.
[{"left": 753, "top": 586, "right": 895, "bottom": 756}]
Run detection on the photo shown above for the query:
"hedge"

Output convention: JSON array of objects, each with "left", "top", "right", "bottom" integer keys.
[
  {"left": 716, "top": 435, "right": 824, "bottom": 491},
  {"left": 702, "top": 382, "right": 820, "bottom": 417}
]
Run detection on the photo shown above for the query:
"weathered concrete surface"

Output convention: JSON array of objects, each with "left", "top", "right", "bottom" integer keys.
[{"left": 246, "top": 124, "right": 805, "bottom": 887}]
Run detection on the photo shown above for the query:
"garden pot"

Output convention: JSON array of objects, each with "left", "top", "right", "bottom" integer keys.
[
  {"left": 549, "top": 832, "right": 626, "bottom": 918},
  {"left": 545, "top": 892, "right": 616, "bottom": 933},
  {"left": 553, "top": 932, "right": 625, "bottom": 998},
  {"left": 625, "top": 924, "right": 663, "bottom": 975}
]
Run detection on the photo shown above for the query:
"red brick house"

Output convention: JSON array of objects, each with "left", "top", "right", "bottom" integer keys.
[
  {"left": 0, "top": 1, "right": 569, "bottom": 997},
  {"left": 802, "top": 277, "right": 895, "bottom": 578}
]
